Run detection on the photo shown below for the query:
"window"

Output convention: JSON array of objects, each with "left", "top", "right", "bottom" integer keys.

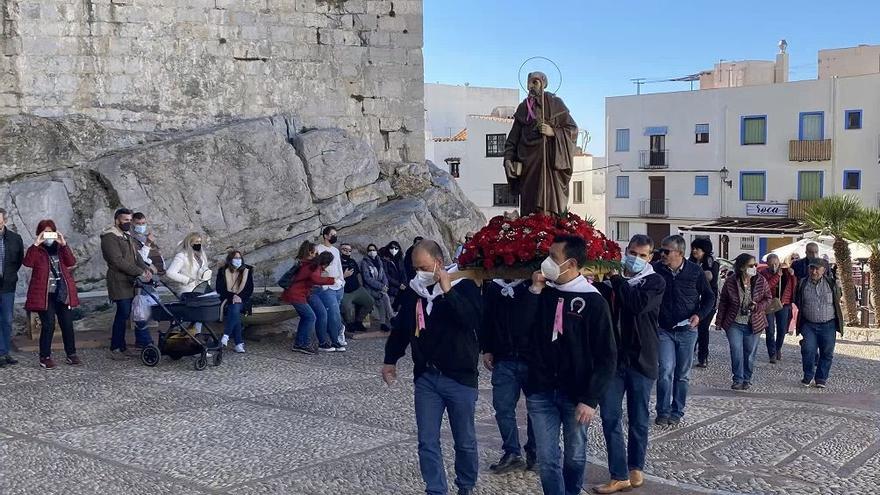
[
  {"left": 446, "top": 159, "right": 460, "bottom": 178},
  {"left": 798, "top": 171, "right": 823, "bottom": 200},
  {"left": 695, "top": 123, "right": 709, "bottom": 143},
  {"left": 694, "top": 175, "right": 709, "bottom": 196},
  {"left": 799, "top": 112, "right": 824, "bottom": 140},
  {"left": 741, "top": 116, "right": 767, "bottom": 145},
  {"left": 492, "top": 183, "right": 519, "bottom": 207},
  {"left": 485, "top": 134, "right": 506, "bottom": 157},
  {"left": 740, "top": 236, "right": 756, "bottom": 251},
  {"left": 740, "top": 172, "right": 766, "bottom": 201},
  {"left": 616, "top": 221, "right": 630, "bottom": 242},
  {"left": 845, "top": 110, "right": 863, "bottom": 130},
  {"left": 616, "top": 176, "right": 630, "bottom": 198},
  {"left": 843, "top": 170, "right": 861, "bottom": 190},
  {"left": 615, "top": 129, "right": 630, "bottom": 152},
  {"left": 572, "top": 181, "right": 584, "bottom": 204}
]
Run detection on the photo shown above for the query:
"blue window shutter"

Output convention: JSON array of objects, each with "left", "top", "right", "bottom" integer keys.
[
  {"left": 616, "top": 129, "right": 630, "bottom": 152},
  {"left": 694, "top": 176, "right": 709, "bottom": 196},
  {"left": 617, "top": 176, "right": 629, "bottom": 198},
  {"left": 695, "top": 124, "right": 709, "bottom": 134},
  {"left": 644, "top": 126, "right": 668, "bottom": 136}
]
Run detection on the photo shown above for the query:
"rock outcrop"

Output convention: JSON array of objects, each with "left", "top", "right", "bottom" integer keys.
[{"left": 0, "top": 114, "right": 485, "bottom": 292}]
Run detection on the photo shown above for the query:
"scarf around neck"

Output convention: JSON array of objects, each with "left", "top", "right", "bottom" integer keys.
[
  {"left": 409, "top": 265, "right": 463, "bottom": 315},
  {"left": 625, "top": 261, "right": 656, "bottom": 286},
  {"left": 492, "top": 279, "right": 525, "bottom": 298}
]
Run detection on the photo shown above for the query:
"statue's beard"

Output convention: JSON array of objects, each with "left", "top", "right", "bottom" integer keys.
[{"left": 529, "top": 88, "right": 544, "bottom": 97}]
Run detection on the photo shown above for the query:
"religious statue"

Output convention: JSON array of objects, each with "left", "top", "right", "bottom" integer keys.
[{"left": 503, "top": 71, "right": 578, "bottom": 216}]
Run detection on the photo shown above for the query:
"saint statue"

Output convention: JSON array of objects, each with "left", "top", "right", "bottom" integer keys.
[{"left": 503, "top": 71, "right": 578, "bottom": 216}]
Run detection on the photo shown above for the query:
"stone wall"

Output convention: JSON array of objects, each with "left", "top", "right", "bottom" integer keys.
[{"left": 0, "top": 0, "right": 424, "bottom": 163}]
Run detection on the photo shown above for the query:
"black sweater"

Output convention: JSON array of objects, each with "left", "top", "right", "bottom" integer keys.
[
  {"left": 214, "top": 265, "right": 255, "bottom": 310},
  {"left": 384, "top": 280, "right": 483, "bottom": 388},
  {"left": 609, "top": 273, "right": 666, "bottom": 380},
  {"left": 480, "top": 281, "right": 533, "bottom": 361},
  {"left": 523, "top": 283, "right": 617, "bottom": 408}
]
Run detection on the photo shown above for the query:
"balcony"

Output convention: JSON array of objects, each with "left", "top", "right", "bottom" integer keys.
[
  {"left": 788, "top": 199, "right": 817, "bottom": 220},
  {"left": 640, "top": 198, "right": 669, "bottom": 218},
  {"left": 639, "top": 149, "right": 669, "bottom": 169},
  {"left": 789, "top": 139, "right": 831, "bottom": 162}
]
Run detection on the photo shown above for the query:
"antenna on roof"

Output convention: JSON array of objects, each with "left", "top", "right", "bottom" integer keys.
[{"left": 630, "top": 78, "right": 646, "bottom": 95}]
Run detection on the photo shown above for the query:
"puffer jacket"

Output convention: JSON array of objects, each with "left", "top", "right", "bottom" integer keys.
[
  {"left": 716, "top": 274, "right": 771, "bottom": 333},
  {"left": 23, "top": 243, "right": 80, "bottom": 311},
  {"left": 165, "top": 252, "right": 211, "bottom": 293}
]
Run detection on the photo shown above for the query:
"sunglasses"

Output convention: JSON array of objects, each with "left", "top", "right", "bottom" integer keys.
[{"left": 657, "top": 248, "right": 672, "bottom": 255}]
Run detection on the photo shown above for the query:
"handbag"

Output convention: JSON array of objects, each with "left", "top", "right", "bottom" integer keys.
[
  {"left": 765, "top": 276, "right": 783, "bottom": 314},
  {"left": 48, "top": 258, "right": 68, "bottom": 305}
]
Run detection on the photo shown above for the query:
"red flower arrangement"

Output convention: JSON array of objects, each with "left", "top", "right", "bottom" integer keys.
[{"left": 457, "top": 212, "right": 621, "bottom": 271}]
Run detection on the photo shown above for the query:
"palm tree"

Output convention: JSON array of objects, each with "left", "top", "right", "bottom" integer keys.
[
  {"left": 846, "top": 208, "right": 880, "bottom": 323},
  {"left": 805, "top": 195, "right": 863, "bottom": 326}
]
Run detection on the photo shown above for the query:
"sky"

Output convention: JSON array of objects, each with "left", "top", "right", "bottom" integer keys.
[{"left": 424, "top": 0, "right": 880, "bottom": 155}]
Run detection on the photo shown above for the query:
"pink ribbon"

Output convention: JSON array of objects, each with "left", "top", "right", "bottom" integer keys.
[
  {"left": 526, "top": 97, "right": 537, "bottom": 123},
  {"left": 552, "top": 297, "right": 564, "bottom": 341},
  {"left": 415, "top": 299, "right": 426, "bottom": 337}
]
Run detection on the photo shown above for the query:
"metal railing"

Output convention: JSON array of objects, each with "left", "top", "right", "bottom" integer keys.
[
  {"left": 789, "top": 139, "right": 831, "bottom": 161},
  {"left": 639, "top": 198, "right": 669, "bottom": 217},
  {"left": 639, "top": 149, "right": 669, "bottom": 169}
]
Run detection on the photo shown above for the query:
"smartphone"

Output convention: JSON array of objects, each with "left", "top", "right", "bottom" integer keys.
[{"left": 43, "top": 232, "right": 58, "bottom": 240}]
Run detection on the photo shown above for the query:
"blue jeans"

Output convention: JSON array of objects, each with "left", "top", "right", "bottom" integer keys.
[
  {"left": 414, "top": 370, "right": 479, "bottom": 495},
  {"left": 111, "top": 298, "right": 133, "bottom": 351},
  {"left": 599, "top": 366, "right": 655, "bottom": 481},
  {"left": 491, "top": 359, "right": 535, "bottom": 458},
  {"left": 765, "top": 305, "right": 792, "bottom": 357},
  {"left": 800, "top": 320, "right": 838, "bottom": 382},
  {"left": 656, "top": 328, "right": 698, "bottom": 420},
  {"left": 223, "top": 303, "right": 244, "bottom": 345},
  {"left": 527, "top": 390, "right": 589, "bottom": 495},
  {"left": 315, "top": 288, "right": 342, "bottom": 346},
  {"left": 292, "top": 300, "right": 317, "bottom": 347},
  {"left": 725, "top": 322, "right": 759, "bottom": 384},
  {"left": 0, "top": 292, "right": 16, "bottom": 356}
]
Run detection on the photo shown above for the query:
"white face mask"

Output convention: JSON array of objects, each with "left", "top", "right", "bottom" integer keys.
[
  {"left": 368, "top": 251, "right": 378, "bottom": 258},
  {"left": 390, "top": 248, "right": 399, "bottom": 256},
  {"left": 540, "top": 256, "right": 572, "bottom": 282},
  {"left": 414, "top": 270, "right": 437, "bottom": 286},
  {"left": 746, "top": 267, "right": 757, "bottom": 277}
]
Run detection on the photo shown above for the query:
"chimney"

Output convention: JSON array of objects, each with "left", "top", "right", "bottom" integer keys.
[{"left": 775, "top": 39, "right": 789, "bottom": 83}]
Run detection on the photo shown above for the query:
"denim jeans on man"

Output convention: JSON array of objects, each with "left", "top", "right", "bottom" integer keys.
[
  {"left": 223, "top": 302, "right": 244, "bottom": 346},
  {"left": 110, "top": 298, "right": 133, "bottom": 351},
  {"left": 527, "top": 390, "right": 589, "bottom": 495},
  {"left": 764, "top": 305, "right": 792, "bottom": 358},
  {"left": 316, "top": 288, "right": 343, "bottom": 346},
  {"left": 800, "top": 320, "right": 838, "bottom": 382},
  {"left": 725, "top": 322, "right": 759, "bottom": 384},
  {"left": 656, "top": 327, "right": 698, "bottom": 420},
  {"left": 414, "top": 369, "right": 478, "bottom": 495},
  {"left": 0, "top": 291, "right": 15, "bottom": 357},
  {"left": 599, "top": 366, "right": 654, "bottom": 481},
  {"left": 491, "top": 359, "right": 535, "bottom": 458}
]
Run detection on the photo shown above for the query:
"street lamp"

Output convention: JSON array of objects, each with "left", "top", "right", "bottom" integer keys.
[{"left": 720, "top": 166, "right": 733, "bottom": 188}]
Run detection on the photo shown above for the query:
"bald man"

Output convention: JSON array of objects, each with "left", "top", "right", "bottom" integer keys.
[{"left": 383, "top": 240, "right": 483, "bottom": 495}]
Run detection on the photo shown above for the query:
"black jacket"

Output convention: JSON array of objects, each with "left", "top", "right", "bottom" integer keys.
[
  {"left": 341, "top": 255, "right": 361, "bottom": 293},
  {"left": 523, "top": 283, "right": 617, "bottom": 408},
  {"left": 214, "top": 264, "right": 255, "bottom": 307},
  {"left": 480, "top": 281, "right": 533, "bottom": 361},
  {"left": 0, "top": 228, "right": 24, "bottom": 294},
  {"left": 384, "top": 280, "right": 483, "bottom": 388},
  {"left": 608, "top": 273, "right": 666, "bottom": 380},
  {"left": 689, "top": 255, "right": 720, "bottom": 297},
  {"left": 653, "top": 260, "right": 716, "bottom": 330},
  {"left": 403, "top": 244, "right": 417, "bottom": 281}
]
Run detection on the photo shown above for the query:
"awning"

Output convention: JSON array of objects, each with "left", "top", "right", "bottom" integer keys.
[
  {"left": 678, "top": 218, "right": 813, "bottom": 235},
  {"left": 644, "top": 126, "right": 668, "bottom": 136}
]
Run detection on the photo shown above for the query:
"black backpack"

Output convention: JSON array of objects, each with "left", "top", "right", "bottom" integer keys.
[{"left": 277, "top": 261, "right": 301, "bottom": 290}]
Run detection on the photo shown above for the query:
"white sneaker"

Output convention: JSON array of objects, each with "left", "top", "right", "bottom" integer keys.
[
  {"left": 220, "top": 335, "right": 229, "bottom": 348},
  {"left": 234, "top": 343, "right": 246, "bottom": 353},
  {"left": 338, "top": 325, "right": 347, "bottom": 346}
]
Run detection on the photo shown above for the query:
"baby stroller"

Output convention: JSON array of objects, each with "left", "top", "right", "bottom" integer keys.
[{"left": 136, "top": 278, "right": 225, "bottom": 371}]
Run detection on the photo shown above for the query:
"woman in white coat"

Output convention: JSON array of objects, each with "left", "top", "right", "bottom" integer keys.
[{"left": 165, "top": 232, "right": 212, "bottom": 294}]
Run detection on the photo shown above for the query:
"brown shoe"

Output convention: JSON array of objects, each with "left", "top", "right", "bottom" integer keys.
[
  {"left": 39, "top": 357, "right": 57, "bottom": 370},
  {"left": 66, "top": 355, "right": 82, "bottom": 366},
  {"left": 629, "top": 469, "right": 644, "bottom": 488},
  {"left": 775, "top": 351, "right": 782, "bottom": 362},
  {"left": 593, "top": 480, "right": 632, "bottom": 494}
]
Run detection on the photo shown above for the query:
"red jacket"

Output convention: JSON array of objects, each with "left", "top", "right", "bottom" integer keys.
[
  {"left": 23, "top": 244, "right": 80, "bottom": 311},
  {"left": 716, "top": 274, "right": 771, "bottom": 334},
  {"left": 280, "top": 261, "right": 335, "bottom": 305},
  {"left": 758, "top": 267, "right": 796, "bottom": 305}
]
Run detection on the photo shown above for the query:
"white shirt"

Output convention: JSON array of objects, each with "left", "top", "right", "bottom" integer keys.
[{"left": 315, "top": 244, "right": 345, "bottom": 290}]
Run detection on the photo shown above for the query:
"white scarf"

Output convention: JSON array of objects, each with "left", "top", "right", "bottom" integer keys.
[
  {"left": 409, "top": 265, "right": 463, "bottom": 315},
  {"left": 625, "top": 261, "right": 656, "bottom": 286},
  {"left": 548, "top": 275, "right": 600, "bottom": 294},
  {"left": 492, "top": 279, "right": 525, "bottom": 298}
]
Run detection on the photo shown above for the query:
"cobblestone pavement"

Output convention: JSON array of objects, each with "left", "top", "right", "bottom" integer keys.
[{"left": 1, "top": 329, "right": 879, "bottom": 495}]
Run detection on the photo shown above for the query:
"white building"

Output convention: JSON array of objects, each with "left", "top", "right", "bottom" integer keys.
[
  {"left": 606, "top": 43, "right": 880, "bottom": 260},
  {"left": 568, "top": 155, "right": 606, "bottom": 232}
]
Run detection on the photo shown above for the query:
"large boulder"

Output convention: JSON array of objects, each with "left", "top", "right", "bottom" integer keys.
[{"left": 0, "top": 114, "right": 485, "bottom": 296}]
